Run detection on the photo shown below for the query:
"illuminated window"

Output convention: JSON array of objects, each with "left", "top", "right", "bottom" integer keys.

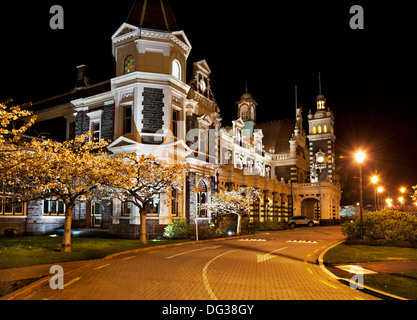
[
  {"left": 313, "top": 127, "right": 317, "bottom": 134},
  {"left": 318, "top": 126, "right": 322, "bottom": 134},
  {"left": 172, "top": 60, "right": 181, "bottom": 80},
  {"left": 241, "top": 106, "right": 249, "bottom": 120},
  {"left": 43, "top": 198, "right": 65, "bottom": 216},
  {"left": 91, "top": 120, "right": 101, "bottom": 141},
  {"left": 1, "top": 181, "right": 24, "bottom": 216},
  {"left": 324, "top": 125, "right": 328, "bottom": 133},
  {"left": 124, "top": 55, "right": 135, "bottom": 74},
  {"left": 146, "top": 194, "right": 160, "bottom": 215}
]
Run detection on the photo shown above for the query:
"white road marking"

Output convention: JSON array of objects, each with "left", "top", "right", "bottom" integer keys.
[
  {"left": 256, "top": 247, "right": 289, "bottom": 263},
  {"left": 166, "top": 245, "right": 223, "bottom": 259},
  {"left": 202, "top": 250, "right": 238, "bottom": 300}
]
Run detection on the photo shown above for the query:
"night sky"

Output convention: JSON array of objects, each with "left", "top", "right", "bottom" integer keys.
[{"left": 1, "top": 1, "right": 416, "bottom": 206}]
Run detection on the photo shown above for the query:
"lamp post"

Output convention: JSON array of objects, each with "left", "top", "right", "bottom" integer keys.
[
  {"left": 371, "top": 175, "right": 378, "bottom": 211},
  {"left": 400, "top": 187, "right": 406, "bottom": 208},
  {"left": 355, "top": 151, "right": 365, "bottom": 239},
  {"left": 377, "top": 186, "right": 383, "bottom": 210}
]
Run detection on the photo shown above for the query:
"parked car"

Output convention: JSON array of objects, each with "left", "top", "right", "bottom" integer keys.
[{"left": 288, "top": 216, "right": 320, "bottom": 228}]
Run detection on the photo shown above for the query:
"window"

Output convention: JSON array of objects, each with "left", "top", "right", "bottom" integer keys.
[
  {"left": 323, "top": 125, "right": 328, "bottom": 133},
  {"left": 123, "top": 105, "right": 133, "bottom": 134},
  {"left": 121, "top": 200, "right": 132, "bottom": 216},
  {"left": 172, "top": 60, "right": 181, "bottom": 80},
  {"left": 124, "top": 55, "right": 135, "bottom": 74},
  {"left": 1, "top": 181, "right": 24, "bottom": 216},
  {"left": 171, "top": 189, "right": 179, "bottom": 217},
  {"left": 91, "top": 120, "right": 101, "bottom": 141},
  {"left": 241, "top": 106, "right": 249, "bottom": 121},
  {"left": 68, "top": 121, "right": 76, "bottom": 140},
  {"left": 146, "top": 195, "right": 160, "bottom": 215},
  {"left": 172, "top": 109, "right": 179, "bottom": 139},
  {"left": 43, "top": 199, "right": 65, "bottom": 216},
  {"left": 318, "top": 126, "right": 322, "bottom": 134},
  {"left": 313, "top": 127, "right": 316, "bottom": 134}
]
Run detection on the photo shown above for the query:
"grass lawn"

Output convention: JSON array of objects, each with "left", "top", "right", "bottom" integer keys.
[
  {"left": 0, "top": 236, "right": 190, "bottom": 269},
  {"left": 324, "top": 243, "right": 417, "bottom": 300},
  {"left": 364, "top": 273, "right": 417, "bottom": 300},
  {"left": 323, "top": 244, "right": 417, "bottom": 264}
]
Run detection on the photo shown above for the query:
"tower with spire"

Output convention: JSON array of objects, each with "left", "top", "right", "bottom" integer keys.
[
  {"left": 236, "top": 83, "right": 258, "bottom": 137},
  {"left": 110, "top": 0, "right": 192, "bottom": 144},
  {"left": 307, "top": 73, "right": 336, "bottom": 183}
]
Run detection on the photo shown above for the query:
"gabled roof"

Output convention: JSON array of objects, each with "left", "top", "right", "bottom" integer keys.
[{"left": 126, "top": 0, "right": 179, "bottom": 32}]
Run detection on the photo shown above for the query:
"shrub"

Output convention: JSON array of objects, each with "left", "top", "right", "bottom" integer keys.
[
  {"left": 248, "top": 220, "right": 288, "bottom": 232},
  {"left": 342, "top": 210, "right": 417, "bottom": 242},
  {"left": 163, "top": 219, "right": 192, "bottom": 240}
]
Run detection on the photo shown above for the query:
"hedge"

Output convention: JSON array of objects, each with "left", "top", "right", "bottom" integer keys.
[{"left": 342, "top": 209, "right": 417, "bottom": 242}]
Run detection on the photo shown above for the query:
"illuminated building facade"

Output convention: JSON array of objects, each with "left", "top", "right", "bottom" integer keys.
[{"left": 0, "top": 0, "right": 341, "bottom": 238}]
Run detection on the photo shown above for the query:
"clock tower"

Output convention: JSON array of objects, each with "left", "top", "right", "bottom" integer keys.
[
  {"left": 307, "top": 73, "right": 336, "bottom": 183},
  {"left": 236, "top": 85, "right": 258, "bottom": 137}
]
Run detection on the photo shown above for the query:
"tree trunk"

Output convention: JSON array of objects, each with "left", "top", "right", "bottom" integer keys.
[
  {"left": 237, "top": 213, "right": 242, "bottom": 235},
  {"left": 62, "top": 205, "right": 74, "bottom": 253},
  {"left": 140, "top": 207, "right": 147, "bottom": 244}
]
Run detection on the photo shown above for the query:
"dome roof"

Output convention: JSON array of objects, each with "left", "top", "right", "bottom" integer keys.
[
  {"left": 241, "top": 92, "right": 253, "bottom": 100},
  {"left": 316, "top": 93, "right": 326, "bottom": 102}
]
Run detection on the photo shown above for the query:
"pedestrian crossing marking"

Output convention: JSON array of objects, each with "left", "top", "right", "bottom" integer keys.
[
  {"left": 286, "top": 240, "right": 317, "bottom": 244},
  {"left": 238, "top": 239, "right": 267, "bottom": 242}
]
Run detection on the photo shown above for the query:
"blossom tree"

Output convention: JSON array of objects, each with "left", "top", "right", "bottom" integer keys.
[
  {"left": 13, "top": 133, "right": 113, "bottom": 252},
  {"left": 412, "top": 185, "right": 417, "bottom": 206},
  {"left": 203, "top": 187, "right": 260, "bottom": 235},
  {"left": 105, "top": 153, "right": 185, "bottom": 244},
  {"left": 0, "top": 100, "right": 36, "bottom": 180}
]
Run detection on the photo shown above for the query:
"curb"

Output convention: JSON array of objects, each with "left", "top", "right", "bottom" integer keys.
[{"left": 318, "top": 240, "right": 408, "bottom": 301}]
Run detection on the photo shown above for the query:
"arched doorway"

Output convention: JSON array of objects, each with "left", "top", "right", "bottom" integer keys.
[{"left": 301, "top": 198, "right": 321, "bottom": 221}]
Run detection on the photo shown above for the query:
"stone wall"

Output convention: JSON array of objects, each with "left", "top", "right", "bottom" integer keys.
[{"left": 141, "top": 88, "right": 164, "bottom": 144}]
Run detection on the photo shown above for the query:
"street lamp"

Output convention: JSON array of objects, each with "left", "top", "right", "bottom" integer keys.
[
  {"left": 355, "top": 151, "right": 365, "bottom": 239},
  {"left": 377, "top": 186, "right": 383, "bottom": 210},
  {"left": 399, "top": 187, "right": 407, "bottom": 209},
  {"left": 371, "top": 175, "right": 378, "bottom": 211}
]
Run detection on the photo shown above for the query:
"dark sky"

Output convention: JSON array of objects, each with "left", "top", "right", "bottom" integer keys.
[{"left": 1, "top": 1, "right": 416, "bottom": 206}]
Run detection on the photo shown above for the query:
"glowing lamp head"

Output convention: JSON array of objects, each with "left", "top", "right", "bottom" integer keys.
[
  {"left": 371, "top": 176, "right": 378, "bottom": 184},
  {"left": 400, "top": 187, "right": 406, "bottom": 194},
  {"left": 355, "top": 152, "right": 365, "bottom": 164},
  {"left": 377, "top": 187, "right": 383, "bottom": 193}
]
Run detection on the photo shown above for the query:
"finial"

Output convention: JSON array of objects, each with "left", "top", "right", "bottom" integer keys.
[
  {"left": 295, "top": 85, "right": 298, "bottom": 110},
  {"left": 318, "top": 72, "right": 322, "bottom": 95},
  {"left": 245, "top": 81, "right": 248, "bottom": 93}
]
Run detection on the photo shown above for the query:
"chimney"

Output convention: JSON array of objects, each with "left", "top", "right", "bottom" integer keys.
[{"left": 75, "top": 65, "right": 90, "bottom": 89}]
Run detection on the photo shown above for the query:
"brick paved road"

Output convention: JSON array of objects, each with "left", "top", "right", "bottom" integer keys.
[{"left": 6, "top": 226, "right": 380, "bottom": 300}]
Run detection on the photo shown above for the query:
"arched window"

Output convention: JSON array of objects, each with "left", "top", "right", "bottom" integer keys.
[
  {"left": 197, "top": 180, "right": 208, "bottom": 217},
  {"left": 124, "top": 55, "right": 135, "bottom": 74},
  {"left": 323, "top": 125, "right": 328, "bottom": 133},
  {"left": 313, "top": 127, "right": 317, "bottom": 134},
  {"left": 241, "top": 105, "right": 249, "bottom": 120},
  {"left": 172, "top": 60, "right": 182, "bottom": 80},
  {"left": 318, "top": 126, "right": 322, "bottom": 134}
]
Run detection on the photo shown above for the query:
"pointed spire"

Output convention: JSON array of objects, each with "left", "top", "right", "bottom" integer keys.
[
  {"left": 318, "top": 72, "right": 322, "bottom": 95},
  {"left": 127, "top": 0, "right": 179, "bottom": 32},
  {"left": 316, "top": 72, "right": 326, "bottom": 110}
]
